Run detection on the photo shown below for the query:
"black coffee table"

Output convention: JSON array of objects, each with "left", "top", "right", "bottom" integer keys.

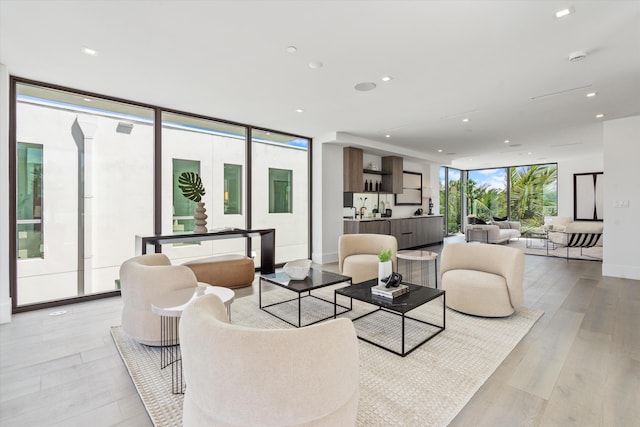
[
  {"left": 259, "top": 268, "right": 352, "bottom": 327},
  {"left": 334, "top": 279, "right": 445, "bottom": 357}
]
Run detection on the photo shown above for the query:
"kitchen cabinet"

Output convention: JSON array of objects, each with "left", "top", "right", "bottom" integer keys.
[
  {"left": 381, "top": 156, "right": 403, "bottom": 193},
  {"left": 343, "top": 147, "right": 363, "bottom": 192},
  {"left": 344, "top": 220, "right": 390, "bottom": 235}
]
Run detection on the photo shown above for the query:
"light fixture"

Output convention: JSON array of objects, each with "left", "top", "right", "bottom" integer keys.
[
  {"left": 81, "top": 47, "right": 98, "bottom": 56},
  {"left": 381, "top": 76, "right": 392, "bottom": 82},
  {"left": 586, "top": 92, "right": 597, "bottom": 97},
  {"left": 309, "top": 61, "right": 323, "bottom": 69},
  {"left": 504, "top": 139, "right": 510, "bottom": 144},
  {"left": 437, "top": 149, "right": 443, "bottom": 153},
  {"left": 595, "top": 113, "right": 604, "bottom": 118},
  {"left": 83, "top": 98, "right": 92, "bottom": 102},
  {"left": 555, "top": 6, "right": 575, "bottom": 19},
  {"left": 527, "top": 152, "right": 532, "bottom": 155},
  {"left": 286, "top": 46, "right": 297, "bottom": 53},
  {"left": 568, "top": 50, "right": 587, "bottom": 62},
  {"left": 462, "top": 118, "right": 469, "bottom": 123},
  {"left": 354, "top": 82, "right": 376, "bottom": 92},
  {"left": 385, "top": 134, "right": 391, "bottom": 138},
  {"left": 295, "top": 108, "right": 304, "bottom": 113}
]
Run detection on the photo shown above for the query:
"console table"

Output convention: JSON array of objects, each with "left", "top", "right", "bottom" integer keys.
[{"left": 135, "top": 228, "right": 276, "bottom": 274}]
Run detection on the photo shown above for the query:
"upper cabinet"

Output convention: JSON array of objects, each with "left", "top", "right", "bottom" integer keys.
[
  {"left": 343, "top": 148, "right": 403, "bottom": 193},
  {"left": 343, "top": 147, "right": 363, "bottom": 192},
  {"left": 381, "top": 156, "right": 403, "bottom": 193}
]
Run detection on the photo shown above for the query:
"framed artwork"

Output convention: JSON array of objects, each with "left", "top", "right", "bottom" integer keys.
[{"left": 574, "top": 172, "right": 603, "bottom": 221}]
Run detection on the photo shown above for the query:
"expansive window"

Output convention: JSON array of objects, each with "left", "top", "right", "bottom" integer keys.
[
  {"left": 440, "top": 167, "right": 462, "bottom": 235},
  {"left": 252, "top": 130, "right": 309, "bottom": 264},
  {"left": 14, "top": 82, "right": 155, "bottom": 306},
  {"left": 16, "top": 143, "right": 43, "bottom": 259},
  {"left": 467, "top": 168, "right": 507, "bottom": 221},
  {"left": 509, "top": 164, "right": 557, "bottom": 228},
  {"left": 11, "top": 79, "right": 312, "bottom": 311}
]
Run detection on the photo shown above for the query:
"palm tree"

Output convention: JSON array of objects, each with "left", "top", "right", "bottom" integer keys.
[{"left": 509, "top": 165, "right": 557, "bottom": 227}]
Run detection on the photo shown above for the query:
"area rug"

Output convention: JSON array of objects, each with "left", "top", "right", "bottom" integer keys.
[
  {"left": 509, "top": 236, "right": 602, "bottom": 261},
  {"left": 111, "top": 286, "right": 543, "bottom": 426}
]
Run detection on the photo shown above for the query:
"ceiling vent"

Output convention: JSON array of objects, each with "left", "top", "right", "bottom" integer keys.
[{"left": 569, "top": 50, "right": 587, "bottom": 62}]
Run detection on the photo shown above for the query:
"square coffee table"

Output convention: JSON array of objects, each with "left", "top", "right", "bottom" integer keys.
[
  {"left": 259, "top": 268, "right": 352, "bottom": 327},
  {"left": 334, "top": 279, "right": 445, "bottom": 357}
]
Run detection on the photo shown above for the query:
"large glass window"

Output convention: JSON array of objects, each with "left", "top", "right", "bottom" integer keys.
[
  {"left": 509, "top": 164, "right": 557, "bottom": 228},
  {"left": 441, "top": 168, "right": 462, "bottom": 234},
  {"left": 15, "top": 83, "right": 155, "bottom": 306},
  {"left": 252, "top": 130, "right": 309, "bottom": 263},
  {"left": 172, "top": 159, "right": 200, "bottom": 232},
  {"left": 16, "top": 143, "right": 43, "bottom": 259},
  {"left": 467, "top": 168, "right": 507, "bottom": 221}
]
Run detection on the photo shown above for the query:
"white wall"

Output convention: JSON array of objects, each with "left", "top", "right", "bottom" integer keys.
[
  {"left": 0, "top": 64, "right": 10, "bottom": 323},
  {"left": 602, "top": 116, "right": 640, "bottom": 279}
]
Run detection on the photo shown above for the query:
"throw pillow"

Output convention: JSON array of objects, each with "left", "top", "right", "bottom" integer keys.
[
  {"left": 493, "top": 216, "right": 508, "bottom": 221},
  {"left": 494, "top": 221, "right": 510, "bottom": 229}
]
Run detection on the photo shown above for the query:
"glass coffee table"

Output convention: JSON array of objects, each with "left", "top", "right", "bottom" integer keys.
[
  {"left": 334, "top": 279, "right": 445, "bottom": 357},
  {"left": 259, "top": 268, "right": 352, "bottom": 327}
]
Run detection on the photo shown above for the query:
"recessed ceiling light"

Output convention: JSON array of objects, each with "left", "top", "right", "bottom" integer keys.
[
  {"left": 527, "top": 152, "right": 532, "bottom": 155},
  {"left": 568, "top": 50, "right": 587, "bottom": 62},
  {"left": 437, "top": 149, "right": 443, "bottom": 153},
  {"left": 286, "top": 46, "right": 297, "bottom": 53},
  {"left": 555, "top": 7, "right": 575, "bottom": 19},
  {"left": 586, "top": 92, "right": 597, "bottom": 97},
  {"left": 595, "top": 113, "right": 604, "bottom": 118},
  {"left": 385, "top": 134, "right": 391, "bottom": 138},
  {"left": 82, "top": 47, "right": 98, "bottom": 56},
  {"left": 309, "top": 61, "right": 323, "bottom": 69},
  {"left": 295, "top": 108, "right": 304, "bottom": 113},
  {"left": 354, "top": 82, "right": 376, "bottom": 92},
  {"left": 504, "top": 140, "right": 510, "bottom": 143},
  {"left": 83, "top": 98, "right": 92, "bottom": 102},
  {"left": 381, "top": 76, "right": 392, "bottom": 82},
  {"left": 462, "top": 118, "right": 469, "bottom": 123}
]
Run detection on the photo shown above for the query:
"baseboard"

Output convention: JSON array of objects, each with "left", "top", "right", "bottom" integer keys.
[{"left": 602, "top": 263, "right": 640, "bottom": 280}]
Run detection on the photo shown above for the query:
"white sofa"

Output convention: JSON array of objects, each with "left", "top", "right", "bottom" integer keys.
[
  {"left": 441, "top": 242, "right": 525, "bottom": 317},
  {"left": 465, "top": 221, "right": 521, "bottom": 244},
  {"left": 179, "top": 294, "right": 360, "bottom": 427},
  {"left": 339, "top": 233, "right": 398, "bottom": 284}
]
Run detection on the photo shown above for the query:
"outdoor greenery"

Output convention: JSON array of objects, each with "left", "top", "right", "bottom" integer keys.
[{"left": 440, "top": 164, "right": 557, "bottom": 234}]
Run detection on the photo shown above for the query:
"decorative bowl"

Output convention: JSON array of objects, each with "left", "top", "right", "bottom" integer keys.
[{"left": 283, "top": 259, "right": 312, "bottom": 280}]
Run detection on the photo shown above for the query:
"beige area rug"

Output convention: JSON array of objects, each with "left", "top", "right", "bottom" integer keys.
[
  {"left": 112, "top": 285, "right": 543, "bottom": 427},
  {"left": 509, "top": 236, "right": 602, "bottom": 261}
]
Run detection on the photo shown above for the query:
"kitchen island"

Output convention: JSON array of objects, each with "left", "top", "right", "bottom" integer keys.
[{"left": 344, "top": 215, "right": 444, "bottom": 249}]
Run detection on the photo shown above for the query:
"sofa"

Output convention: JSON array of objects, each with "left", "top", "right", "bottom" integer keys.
[
  {"left": 465, "top": 221, "right": 521, "bottom": 244},
  {"left": 180, "top": 294, "right": 360, "bottom": 427},
  {"left": 338, "top": 233, "right": 398, "bottom": 284},
  {"left": 440, "top": 242, "right": 525, "bottom": 317}
]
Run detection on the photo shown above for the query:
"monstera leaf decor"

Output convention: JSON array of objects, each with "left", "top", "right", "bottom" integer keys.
[{"left": 178, "top": 172, "right": 206, "bottom": 202}]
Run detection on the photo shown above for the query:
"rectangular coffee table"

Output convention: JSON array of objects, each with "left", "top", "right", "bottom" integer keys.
[
  {"left": 259, "top": 268, "right": 352, "bottom": 327},
  {"left": 334, "top": 279, "right": 445, "bottom": 357}
]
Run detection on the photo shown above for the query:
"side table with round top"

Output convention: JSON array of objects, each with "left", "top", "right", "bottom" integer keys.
[
  {"left": 396, "top": 249, "right": 438, "bottom": 288},
  {"left": 151, "top": 284, "right": 234, "bottom": 394}
]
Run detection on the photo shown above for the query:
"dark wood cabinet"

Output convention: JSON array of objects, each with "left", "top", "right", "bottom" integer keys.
[
  {"left": 390, "top": 218, "right": 416, "bottom": 249},
  {"left": 343, "top": 147, "right": 363, "bottom": 192},
  {"left": 344, "top": 220, "right": 390, "bottom": 235},
  {"left": 381, "top": 156, "right": 403, "bottom": 193}
]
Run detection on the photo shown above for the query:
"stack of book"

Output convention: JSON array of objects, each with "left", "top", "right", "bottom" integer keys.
[{"left": 371, "top": 283, "right": 409, "bottom": 299}]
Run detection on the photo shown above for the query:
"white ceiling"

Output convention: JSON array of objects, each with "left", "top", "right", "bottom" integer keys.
[{"left": 1, "top": 0, "right": 639, "bottom": 169}]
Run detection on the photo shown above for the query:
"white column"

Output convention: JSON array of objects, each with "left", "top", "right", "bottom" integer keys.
[
  {"left": 75, "top": 116, "right": 98, "bottom": 294},
  {"left": 0, "top": 63, "right": 11, "bottom": 323}
]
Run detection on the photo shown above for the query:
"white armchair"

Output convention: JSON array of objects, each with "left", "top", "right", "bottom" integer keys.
[
  {"left": 119, "top": 253, "right": 198, "bottom": 346},
  {"left": 548, "top": 221, "right": 603, "bottom": 259},
  {"left": 339, "top": 233, "right": 398, "bottom": 284},
  {"left": 180, "top": 294, "right": 360, "bottom": 427}
]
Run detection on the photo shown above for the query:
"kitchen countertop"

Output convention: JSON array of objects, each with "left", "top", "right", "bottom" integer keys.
[{"left": 344, "top": 214, "right": 443, "bottom": 222}]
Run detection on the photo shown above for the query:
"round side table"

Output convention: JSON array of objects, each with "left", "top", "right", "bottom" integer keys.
[
  {"left": 151, "top": 284, "right": 235, "bottom": 394},
  {"left": 396, "top": 250, "right": 438, "bottom": 288}
]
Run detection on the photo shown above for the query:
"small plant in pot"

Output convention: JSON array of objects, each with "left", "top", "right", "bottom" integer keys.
[
  {"left": 178, "top": 172, "right": 208, "bottom": 232},
  {"left": 378, "top": 248, "right": 393, "bottom": 285}
]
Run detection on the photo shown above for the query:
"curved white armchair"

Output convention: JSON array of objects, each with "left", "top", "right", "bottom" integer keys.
[
  {"left": 180, "top": 294, "right": 360, "bottom": 427},
  {"left": 338, "top": 233, "right": 398, "bottom": 284},
  {"left": 119, "top": 253, "right": 198, "bottom": 346},
  {"left": 441, "top": 243, "right": 524, "bottom": 317}
]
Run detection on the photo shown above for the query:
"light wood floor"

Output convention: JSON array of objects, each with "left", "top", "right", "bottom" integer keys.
[{"left": 1, "top": 238, "right": 638, "bottom": 426}]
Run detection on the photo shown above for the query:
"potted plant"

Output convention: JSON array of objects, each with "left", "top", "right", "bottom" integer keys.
[
  {"left": 178, "top": 172, "right": 208, "bottom": 232},
  {"left": 378, "top": 248, "right": 393, "bottom": 285}
]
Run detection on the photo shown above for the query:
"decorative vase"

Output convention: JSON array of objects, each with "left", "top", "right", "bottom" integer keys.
[
  {"left": 194, "top": 202, "right": 208, "bottom": 233},
  {"left": 378, "top": 260, "right": 393, "bottom": 285}
]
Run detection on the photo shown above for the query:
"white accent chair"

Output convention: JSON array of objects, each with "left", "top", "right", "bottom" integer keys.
[
  {"left": 119, "top": 253, "right": 198, "bottom": 346},
  {"left": 179, "top": 294, "right": 360, "bottom": 427},
  {"left": 338, "top": 233, "right": 398, "bottom": 284},
  {"left": 548, "top": 221, "right": 603, "bottom": 259},
  {"left": 441, "top": 243, "right": 524, "bottom": 317}
]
